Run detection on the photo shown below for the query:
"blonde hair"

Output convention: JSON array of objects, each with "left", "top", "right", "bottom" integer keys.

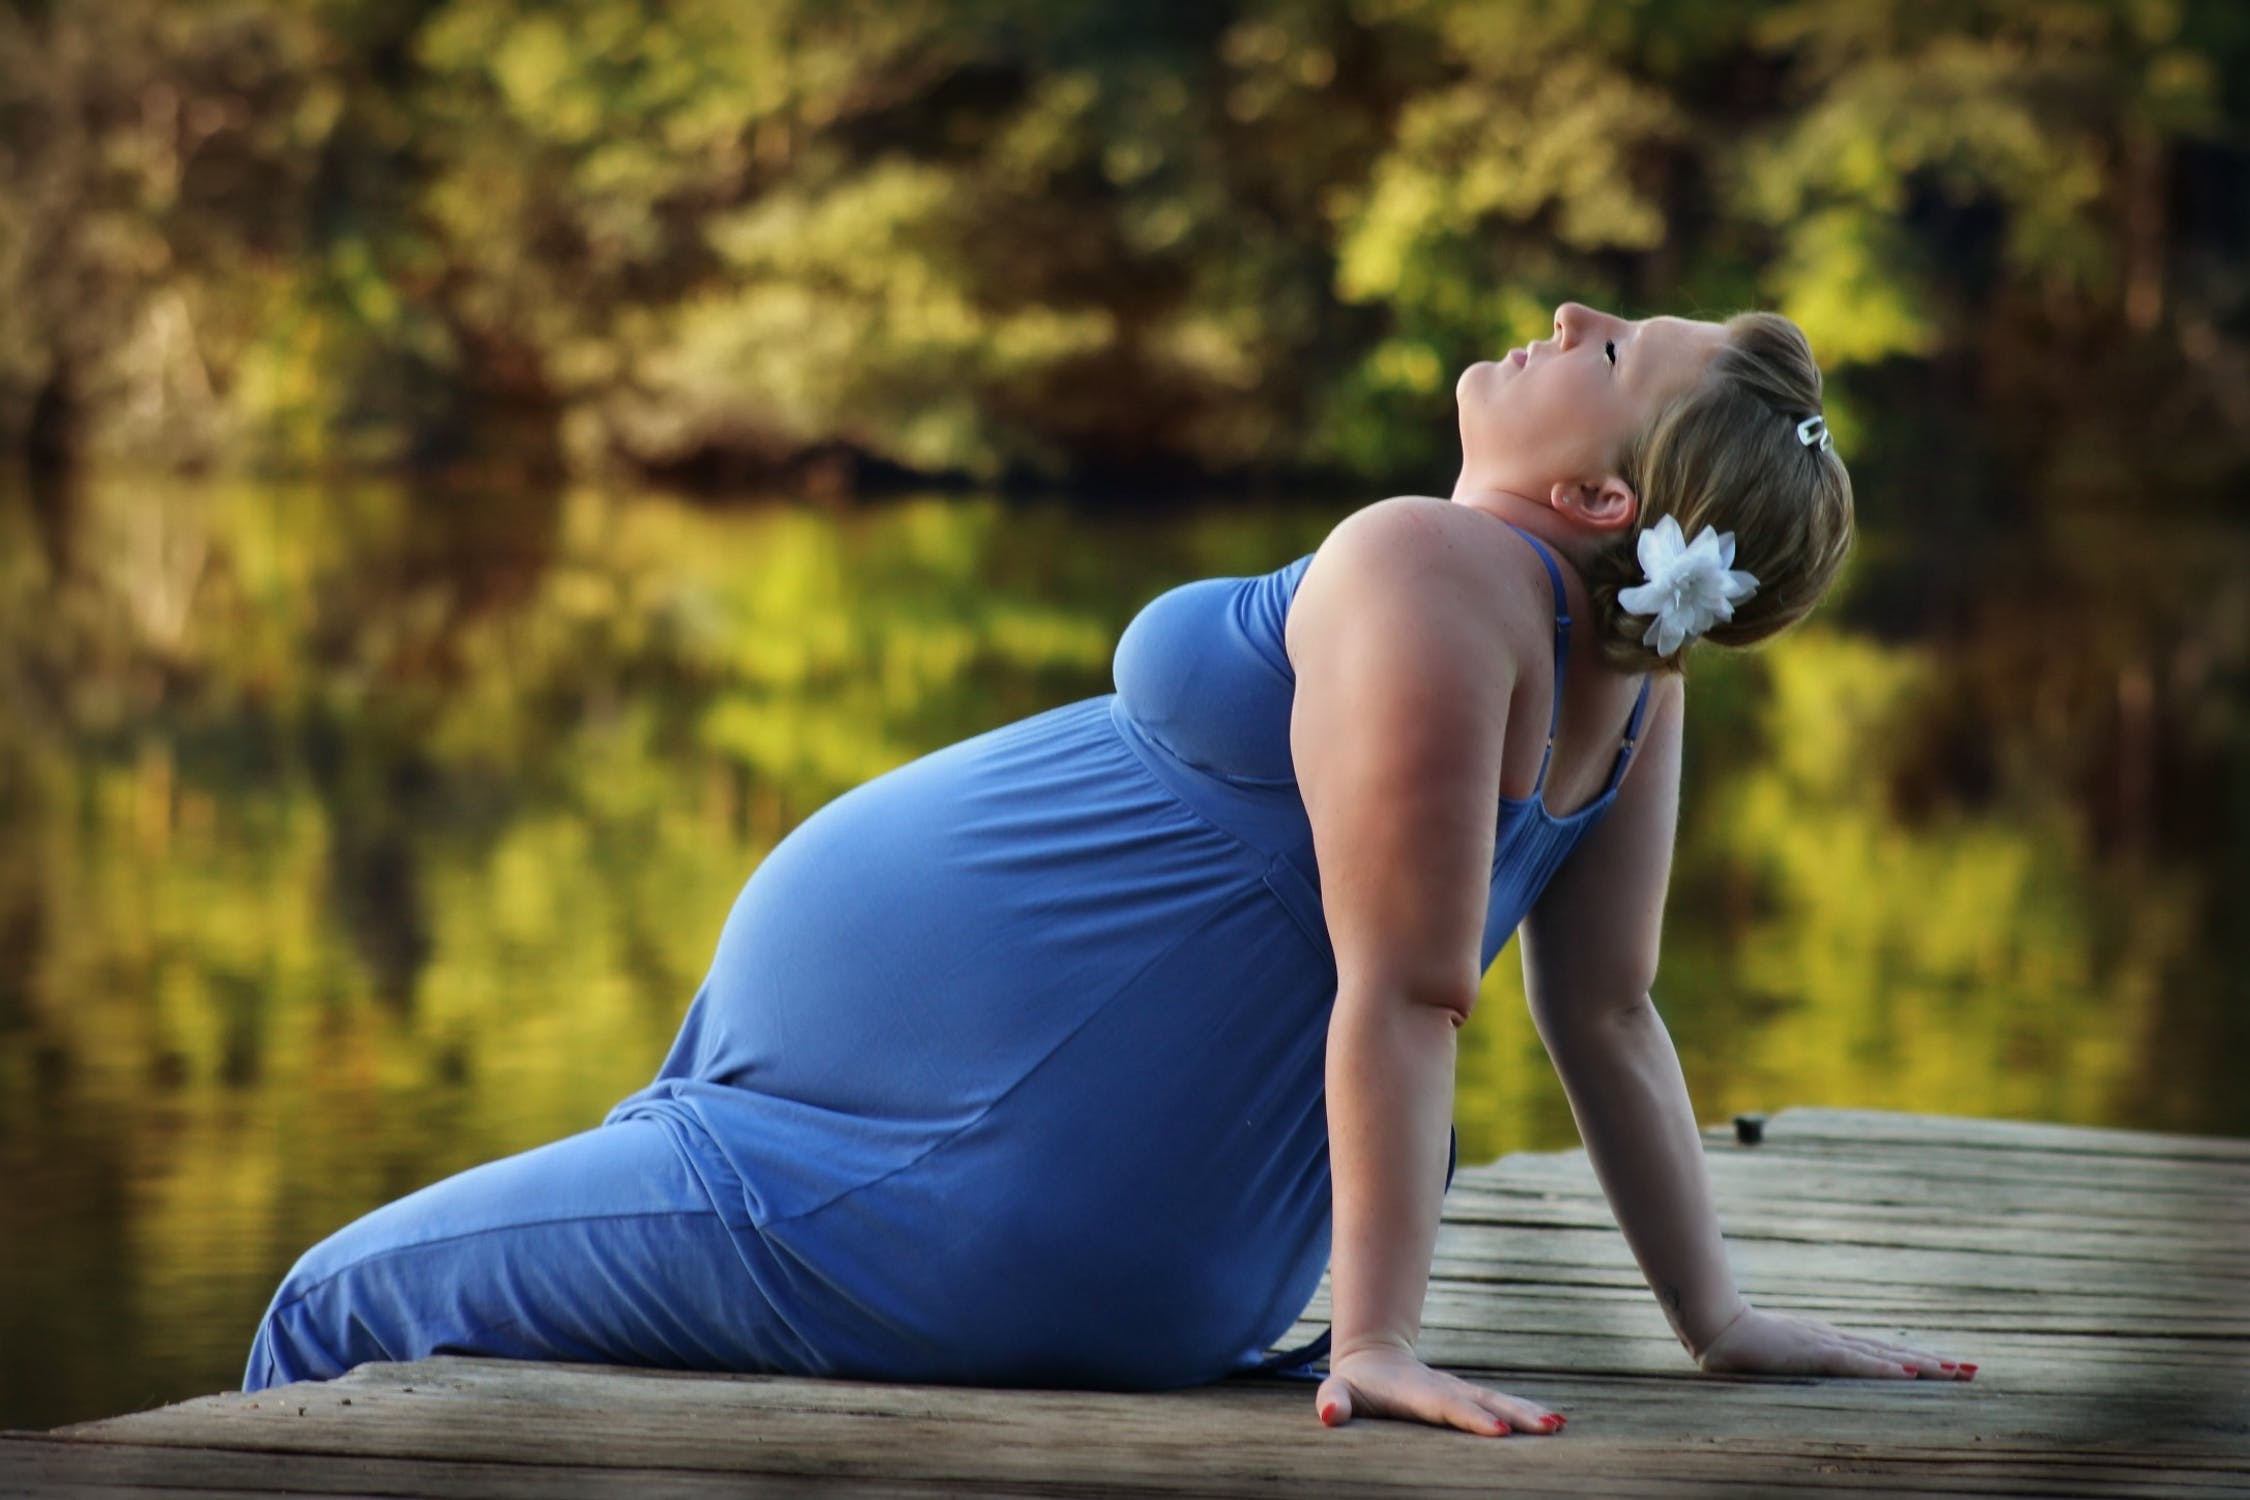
[{"left": 1585, "top": 311, "right": 1856, "bottom": 675}]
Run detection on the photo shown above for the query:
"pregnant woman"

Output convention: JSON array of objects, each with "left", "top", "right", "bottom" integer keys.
[{"left": 245, "top": 301, "right": 1972, "bottom": 1436}]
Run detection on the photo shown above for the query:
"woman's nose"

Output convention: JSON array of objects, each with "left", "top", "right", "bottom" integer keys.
[{"left": 1552, "top": 301, "right": 1616, "bottom": 351}]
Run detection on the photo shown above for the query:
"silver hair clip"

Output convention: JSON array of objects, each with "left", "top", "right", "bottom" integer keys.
[{"left": 1795, "top": 414, "right": 1834, "bottom": 453}]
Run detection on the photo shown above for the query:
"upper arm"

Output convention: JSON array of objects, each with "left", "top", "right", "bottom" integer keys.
[
  {"left": 1520, "top": 671, "right": 1686, "bottom": 1027},
  {"left": 1287, "top": 499, "right": 1525, "bottom": 1016}
]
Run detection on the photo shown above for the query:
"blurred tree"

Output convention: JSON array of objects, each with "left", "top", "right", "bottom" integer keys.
[{"left": 1, "top": 0, "right": 2244, "bottom": 499}]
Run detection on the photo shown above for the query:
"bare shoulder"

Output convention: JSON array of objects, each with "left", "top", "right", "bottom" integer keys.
[
  {"left": 1284, "top": 497, "right": 1553, "bottom": 672},
  {"left": 1284, "top": 497, "right": 1530, "bottom": 1005}
]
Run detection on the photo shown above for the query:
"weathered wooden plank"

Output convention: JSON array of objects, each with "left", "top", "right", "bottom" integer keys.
[
  {"left": 34, "top": 1357, "right": 2247, "bottom": 1498},
  {"left": 1408, "top": 1329, "right": 2250, "bottom": 1401},
  {"left": 0, "top": 1435, "right": 1063, "bottom": 1500},
  {"left": 1427, "top": 1239, "right": 2250, "bottom": 1311},
  {"left": 1417, "top": 1235, "right": 2250, "bottom": 1306},
  {"left": 24, "top": 1110, "right": 2246, "bottom": 1499},
  {"left": 1435, "top": 1196, "right": 2244, "bottom": 1267},
  {"left": 1307, "top": 1279, "right": 2250, "bottom": 1346},
  {"left": 1414, "top": 1292, "right": 2248, "bottom": 1359},
  {"left": 1465, "top": 1145, "right": 2250, "bottom": 1198},
  {"left": 13, "top": 1431, "right": 2250, "bottom": 1500},
  {"left": 1423, "top": 1258, "right": 2250, "bottom": 1318},
  {"left": 1726, "top": 1111, "right": 2250, "bottom": 1164},
  {"left": 1444, "top": 1188, "right": 2250, "bottom": 1242},
  {"left": 1447, "top": 1165, "right": 2250, "bottom": 1236},
  {"left": 1257, "top": 1316, "right": 2250, "bottom": 1395},
  {"left": 1701, "top": 1137, "right": 2250, "bottom": 1187},
  {"left": 1671, "top": 1169, "right": 2250, "bottom": 1221},
  {"left": 1486, "top": 1151, "right": 2250, "bottom": 1220},
  {"left": 9, "top": 1434, "right": 2248, "bottom": 1500},
  {"left": 1407, "top": 1282, "right": 2250, "bottom": 1347}
]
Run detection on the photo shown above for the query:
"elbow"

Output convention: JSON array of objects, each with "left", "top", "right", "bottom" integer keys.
[
  {"left": 1527, "top": 981, "right": 1657, "bottom": 1058},
  {"left": 1337, "top": 961, "right": 1480, "bottom": 1028},
  {"left": 1419, "top": 985, "right": 1479, "bottom": 1028}
]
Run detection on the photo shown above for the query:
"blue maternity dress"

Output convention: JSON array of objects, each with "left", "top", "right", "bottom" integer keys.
[{"left": 244, "top": 520, "right": 1650, "bottom": 1394}]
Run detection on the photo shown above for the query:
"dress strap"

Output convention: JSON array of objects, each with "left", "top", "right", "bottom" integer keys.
[
  {"left": 1603, "top": 676, "right": 1654, "bottom": 796},
  {"left": 1499, "top": 522, "right": 1570, "bottom": 798}
]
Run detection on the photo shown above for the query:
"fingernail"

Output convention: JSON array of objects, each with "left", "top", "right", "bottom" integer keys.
[
  {"left": 1320, "top": 1403, "right": 1342, "bottom": 1426},
  {"left": 1960, "top": 1364, "right": 1978, "bottom": 1378},
  {"left": 1901, "top": 1364, "right": 1918, "bottom": 1375},
  {"left": 1939, "top": 1361, "right": 1957, "bottom": 1370},
  {"left": 1542, "top": 1415, "right": 1563, "bottom": 1431}
]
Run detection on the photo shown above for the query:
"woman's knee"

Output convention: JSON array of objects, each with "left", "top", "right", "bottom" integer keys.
[
  {"left": 242, "top": 1222, "right": 416, "bottom": 1391},
  {"left": 239, "top": 1123, "right": 739, "bottom": 1390}
]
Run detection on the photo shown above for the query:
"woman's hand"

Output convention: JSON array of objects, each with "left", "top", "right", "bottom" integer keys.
[
  {"left": 1313, "top": 1342, "right": 1566, "bottom": 1436},
  {"left": 1697, "top": 1305, "right": 1977, "bottom": 1381}
]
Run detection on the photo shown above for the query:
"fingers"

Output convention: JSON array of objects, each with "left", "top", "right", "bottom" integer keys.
[
  {"left": 1386, "top": 1376, "right": 1512, "bottom": 1439},
  {"left": 1319, "top": 1370, "right": 1457, "bottom": 1433},
  {"left": 1834, "top": 1330, "right": 1976, "bottom": 1380},
  {"left": 1471, "top": 1386, "right": 1566, "bottom": 1436},
  {"left": 1314, "top": 1374, "right": 1353, "bottom": 1427},
  {"left": 1314, "top": 1371, "right": 1567, "bottom": 1436},
  {"left": 1700, "top": 1307, "right": 1980, "bottom": 1384},
  {"left": 1454, "top": 1396, "right": 1511, "bottom": 1438}
]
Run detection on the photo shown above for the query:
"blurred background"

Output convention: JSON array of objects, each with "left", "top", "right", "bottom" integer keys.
[{"left": 2, "top": 0, "right": 2247, "bottom": 1432}]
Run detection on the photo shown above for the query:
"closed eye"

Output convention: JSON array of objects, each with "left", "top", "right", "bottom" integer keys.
[{"left": 1604, "top": 339, "right": 1618, "bottom": 367}]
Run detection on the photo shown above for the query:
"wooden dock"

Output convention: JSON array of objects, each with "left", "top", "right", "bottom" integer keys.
[{"left": 6, "top": 1108, "right": 2245, "bottom": 1497}]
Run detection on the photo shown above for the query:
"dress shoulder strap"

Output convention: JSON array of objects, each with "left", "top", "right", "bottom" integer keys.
[
  {"left": 1499, "top": 522, "right": 1571, "bottom": 796},
  {"left": 1604, "top": 675, "right": 1655, "bottom": 796}
]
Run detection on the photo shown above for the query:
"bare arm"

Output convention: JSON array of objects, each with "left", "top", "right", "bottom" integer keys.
[
  {"left": 1523, "top": 673, "right": 1973, "bottom": 1382},
  {"left": 1519, "top": 673, "right": 1745, "bottom": 1354},
  {"left": 1286, "top": 499, "right": 1565, "bottom": 1436}
]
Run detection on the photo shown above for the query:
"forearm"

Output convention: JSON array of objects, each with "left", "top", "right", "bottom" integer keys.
[
  {"left": 1538, "top": 995, "right": 1745, "bottom": 1357},
  {"left": 1324, "top": 989, "right": 1460, "bottom": 1358}
]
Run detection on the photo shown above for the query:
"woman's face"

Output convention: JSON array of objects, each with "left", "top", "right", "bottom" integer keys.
[{"left": 1455, "top": 302, "right": 1728, "bottom": 519}]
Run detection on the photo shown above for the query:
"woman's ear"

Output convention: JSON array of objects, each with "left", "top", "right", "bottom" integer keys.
[{"left": 1547, "top": 474, "right": 1639, "bottom": 535}]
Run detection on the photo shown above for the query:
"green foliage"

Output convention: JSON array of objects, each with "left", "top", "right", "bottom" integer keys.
[{"left": 3, "top": 0, "right": 2241, "bottom": 490}]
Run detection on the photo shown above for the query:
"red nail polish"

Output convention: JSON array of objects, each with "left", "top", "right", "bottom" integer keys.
[
  {"left": 1960, "top": 1364, "right": 1978, "bottom": 1377},
  {"left": 1320, "top": 1403, "right": 1341, "bottom": 1425},
  {"left": 1901, "top": 1364, "right": 1917, "bottom": 1375}
]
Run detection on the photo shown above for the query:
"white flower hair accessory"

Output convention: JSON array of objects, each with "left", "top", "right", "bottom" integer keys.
[{"left": 1617, "top": 513, "right": 1761, "bottom": 657}]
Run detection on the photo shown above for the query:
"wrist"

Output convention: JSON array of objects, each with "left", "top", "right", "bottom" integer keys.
[
  {"left": 1330, "top": 1331, "right": 1418, "bottom": 1365},
  {"left": 1687, "top": 1298, "right": 1752, "bottom": 1362}
]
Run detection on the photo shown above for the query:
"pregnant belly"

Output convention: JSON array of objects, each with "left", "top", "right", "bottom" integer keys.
[
  {"left": 694, "top": 697, "right": 1263, "bottom": 1122},
  {"left": 757, "top": 861, "right": 1340, "bottom": 1389}
]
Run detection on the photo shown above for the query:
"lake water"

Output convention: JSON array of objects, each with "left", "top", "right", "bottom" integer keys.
[{"left": 2, "top": 473, "right": 2244, "bottom": 1430}]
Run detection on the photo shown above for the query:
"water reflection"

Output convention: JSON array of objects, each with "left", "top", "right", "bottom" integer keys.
[{"left": 0, "top": 473, "right": 2242, "bottom": 1430}]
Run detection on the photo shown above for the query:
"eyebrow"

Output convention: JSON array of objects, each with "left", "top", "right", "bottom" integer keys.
[
  {"left": 1621, "top": 319, "right": 1655, "bottom": 374},
  {"left": 1623, "top": 316, "right": 1690, "bottom": 382}
]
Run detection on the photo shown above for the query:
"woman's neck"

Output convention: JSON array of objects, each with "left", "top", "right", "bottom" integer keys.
[{"left": 1446, "top": 485, "right": 1604, "bottom": 580}]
